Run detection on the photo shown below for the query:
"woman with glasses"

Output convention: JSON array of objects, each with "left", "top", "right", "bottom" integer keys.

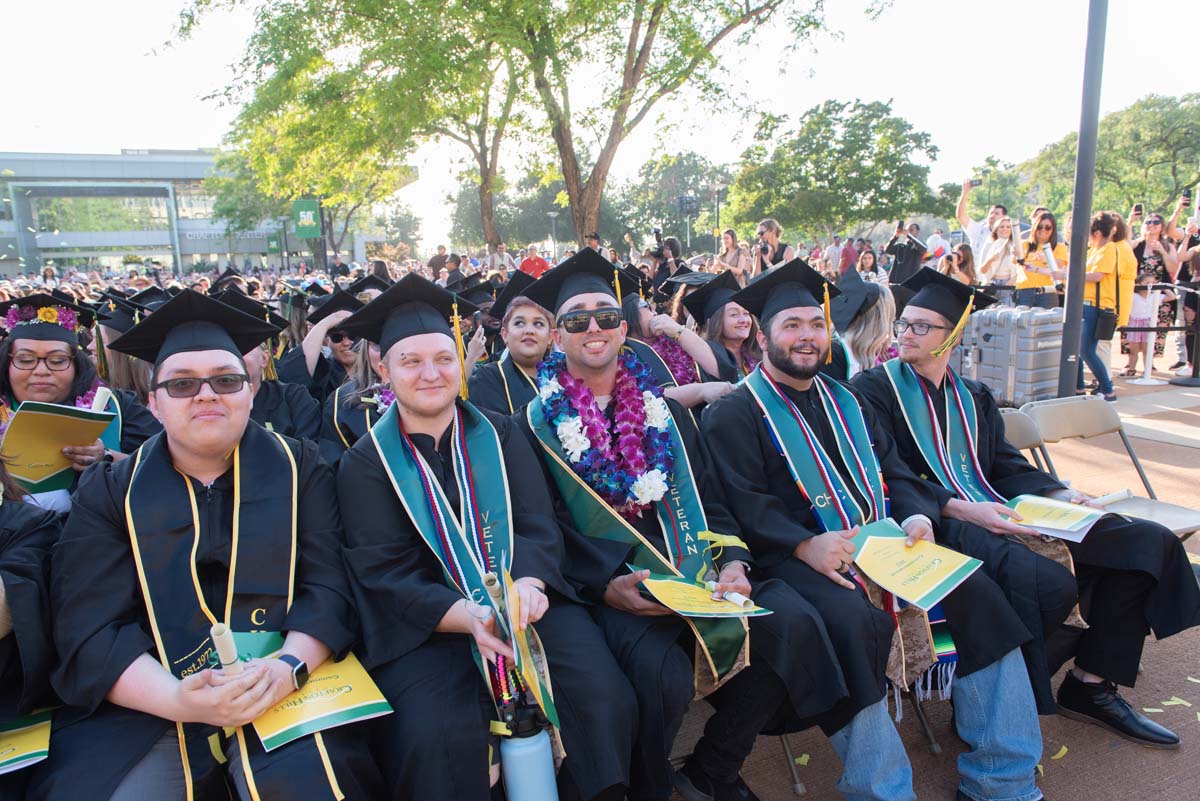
[
  {"left": 1018, "top": 211, "right": 1069, "bottom": 308},
  {"left": 0, "top": 295, "right": 159, "bottom": 513},
  {"left": 318, "top": 337, "right": 386, "bottom": 467},
  {"left": 751, "top": 218, "right": 794, "bottom": 279},
  {"left": 1122, "top": 212, "right": 1180, "bottom": 365}
]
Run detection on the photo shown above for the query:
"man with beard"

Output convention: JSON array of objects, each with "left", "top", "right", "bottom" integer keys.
[
  {"left": 702, "top": 259, "right": 1049, "bottom": 801},
  {"left": 517, "top": 252, "right": 849, "bottom": 801},
  {"left": 854, "top": 269, "right": 1200, "bottom": 750}
]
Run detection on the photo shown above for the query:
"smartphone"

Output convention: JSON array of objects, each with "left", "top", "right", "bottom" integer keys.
[
  {"left": 969, "top": 179, "right": 983, "bottom": 188},
  {"left": 1133, "top": 203, "right": 1144, "bottom": 217},
  {"left": 1183, "top": 188, "right": 1193, "bottom": 207}
]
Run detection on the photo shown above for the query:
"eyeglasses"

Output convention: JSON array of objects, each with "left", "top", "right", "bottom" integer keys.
[
  {"left": 557, "top": 307, "right": 622, "bottom": 333},
  {"left": 756, "top": 230, "right": 767, "bottom": 237},
  {"left": 153, "top": 373, "right": 249, "bottom": 398},
  {"left": 1037, "top": 224, "right": 1054, "bottom": 231},
  {"left": 893, "top": 319, "right": 953, "bottom": 337},
  {"left": 328, "top": 331, "right": 358, "bottom": 344},
  {"left": 10, "top": 353, "right": 73, "bottom": 371}
]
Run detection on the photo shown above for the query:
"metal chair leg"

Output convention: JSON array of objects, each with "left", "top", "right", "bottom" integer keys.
[
  {"left": 778, "top": 735, "right": 807, "bottom": 796},
  {"left": 907, "top": 685, "right": 942, "bottom": 754}
]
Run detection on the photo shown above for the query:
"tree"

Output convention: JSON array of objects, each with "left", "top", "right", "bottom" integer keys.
[
  {"left": 620, "top": 152, "right": 730, "bottom": 253},
  {"left": 1020, "top": 94, "right": 1200, "bottom": 217},
  {"left": 205, "top": 149, "right": 289, "bottom": 234},
  {"left": 725, "top": 99, "right": 938, "bottom": 243}
]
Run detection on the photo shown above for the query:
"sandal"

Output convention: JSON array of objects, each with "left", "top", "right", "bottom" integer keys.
[{"left": 1118, "top": 368, "right": 1139, "bottom": 377}]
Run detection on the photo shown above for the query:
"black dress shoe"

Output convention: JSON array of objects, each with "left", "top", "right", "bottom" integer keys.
[
  {"left": 673, "top": 760, "right": 762, "bottom": 801},
  {"left": 1057, "top": 671, "right": 1181, "bottom": 749}
]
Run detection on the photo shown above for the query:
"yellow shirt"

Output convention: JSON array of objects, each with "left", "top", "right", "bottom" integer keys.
[
  {"left": 1018, "top": 241, "right": 1068, "bottom": 289},
  {"left": 1113, "top": 240, "right": 1137, "bottom": 327},
  {"left": 1085, "top": 242, "right": 1118, "bottom": 311}
]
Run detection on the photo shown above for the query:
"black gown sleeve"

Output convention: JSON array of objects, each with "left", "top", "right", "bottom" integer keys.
[
  {"left": 318, "top": 391, "right": 351, "bottom": 466},
  {"left": 699, "top": 339, "right": 738, "bottom": 384},
  {"left": 466, "top": 363, "right": 510, "bottom": 414},
  {"left": 114, "top": 389, "right": 161, "bottom": 453},
  {"left": 275, "top": 345, "right": 315, "bottom": 391},
  {"left": 0, "top": 503, "right": 60, "bottom": 715},
  {"left": 283, "top": 381, "right": 322, "bottom": 441},
  {"left": 50, "top": 462, "right": 154, "bottom": 713},
  {"left": 337, "top": 443, "right": 465, "bottom": 669},
  {"left": 282, "top": 438, "right": 359, "bottom": 659}
]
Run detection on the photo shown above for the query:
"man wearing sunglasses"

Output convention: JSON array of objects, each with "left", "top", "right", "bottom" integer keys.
[
  {"left": 519, "top": 251, "right": 839, "bottom": 801},
  {"left": 37, "top": 289, "right": 383, "bottom": 801}
]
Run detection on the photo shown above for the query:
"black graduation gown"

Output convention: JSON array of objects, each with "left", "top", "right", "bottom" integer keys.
[
  {"left": 623, "top": 339, "right": 678, "bottom": 391},
  {"left": 518, "top": 398, "right": 844, "bottom": 793},
  {"left": 854, "top": 365, "right": 1200, "bottom": 688},
  {"left": 110, "top": 388, "right": 161, "bottom": 454},
  {"left": 0, "top": 503, "right": 60, "bottom": 800},
  {"left": 701, "top": 381, "right": 1032, "bottom": 716},
  {"left": 467, "top": 359, "right": 539, "bottom": 415},
  {"left": 817, "top": 337, "right": 851, "bottom": 382},
  {"left": 338, "top": 403, "right": 635, "bottom": 801},
  {"left": 33, "top": 435, "right": 378, "bottom": 801},
  {"left": 276, "top": 345, "right": 347, "bottom": 407},
  {"left": 698, "top": 339, "right": 741, "bottom": 384},
  {"left": 251, "top": 379, "right": 321, "bottom": 440},
  {"left": 318, "top": 384, "right": 381, "bottom": 467}
]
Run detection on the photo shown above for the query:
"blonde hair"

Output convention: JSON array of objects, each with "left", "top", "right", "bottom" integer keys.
[{"left": 843, "top": 289, "right": 896, "bottom": 370}]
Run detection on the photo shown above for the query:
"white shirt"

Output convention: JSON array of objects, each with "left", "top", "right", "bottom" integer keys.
[
  {"left": 488, "top": 252, "right": 516, "bottom": 271},
  {"left": 925, "top": 233, "right": 950, "bottom": 261},
  {"left": 965, "top": 220, "right": 991, "bottom": 258},
  {"left": 823, "top": 244, "right": 843, "bottom": 267}
]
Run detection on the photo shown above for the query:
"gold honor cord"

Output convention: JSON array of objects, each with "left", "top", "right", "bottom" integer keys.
[{"left": 613, "top": 267, "right": 623, "bottom": 305}]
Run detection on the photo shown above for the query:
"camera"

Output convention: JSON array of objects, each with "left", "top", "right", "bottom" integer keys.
[
  {"left": 759, "top": 242, "right": 770, "bottom": 256},
  {"left": 969, "top": 179, "right": 983, "bottom": 188},
  {"left": 1183, "top": 188, "right": 1193, "bottom": 207},
  {"left": 649, "top": 228, "right": 671, "bottom": 262}
]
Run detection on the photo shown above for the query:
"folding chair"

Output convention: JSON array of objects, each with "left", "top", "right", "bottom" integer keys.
[
  {"left": 999, "top": 408, "right": 1052, "bottom": 473},
  {"left": 1021, "top": 396, "right": 1200, "bottom": 541}
]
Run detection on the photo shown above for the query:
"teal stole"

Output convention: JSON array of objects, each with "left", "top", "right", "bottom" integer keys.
[
  {"left": 98, "top": 392, "right": 122, "bottom": 451},
  {"left": 526, "top": 396, "right": 748, "bottom": 686},
  {"left": 125, "top": 424, "right": 342, "bottom": 801},
  {"left": 882, "top": 360, "right": 1005, "bottom": 504},
  {"left": 369, "top": 400, "right": 559, "bottom": 727},
  {"left": 743, "top": 368, "right": 887, "bottom": 531}
]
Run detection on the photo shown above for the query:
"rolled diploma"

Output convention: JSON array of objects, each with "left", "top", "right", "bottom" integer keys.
[
  {"left": 211, "top": 622, "right": 242, "bottom": 674},
  {"left": 704, "top": 581, "right": 753, "bottom": 610}
]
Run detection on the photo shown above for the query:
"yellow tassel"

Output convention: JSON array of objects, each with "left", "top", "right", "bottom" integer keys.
[
  {"left": 823, "top": 283, "right": 833, "bottom": 364},
  {"left": 93, "top": 324, "right": 109, "bottom": 381},
  {"left": 263, "top": 343, "right": 279, "bottom": 382},
  {"left": 931, "top": 295, "right": 973, "bottom": 357},
  {"left": 452, "top": 298, "right": 469, "bottom": 400},
  {"left": 613, "top": 267, "right": 623, "bottom": 305}
]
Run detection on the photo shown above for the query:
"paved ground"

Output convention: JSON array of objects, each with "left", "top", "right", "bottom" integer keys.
[{"left": 671, "top": 348, "right": 1200, "bottom": 800}]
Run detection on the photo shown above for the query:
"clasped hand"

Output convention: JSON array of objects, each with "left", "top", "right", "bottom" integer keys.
[{"left": 175, "top": 659, "right": 293, "bottom": 728}]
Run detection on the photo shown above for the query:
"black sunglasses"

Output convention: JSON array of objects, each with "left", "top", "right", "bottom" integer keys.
[
  {"left": 328, "top": 331, "right": 358, "bottom": 344},
  {"left": 153, "top": 373, "right": 249, "bottom": 399},
  {"left": 557, "top": 308, "right": 622, "bottom": 334}
]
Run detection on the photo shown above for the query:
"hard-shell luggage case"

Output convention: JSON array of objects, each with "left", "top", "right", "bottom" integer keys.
[{"left": 960, "top": 306, "right": 1063, "bottom": 406}]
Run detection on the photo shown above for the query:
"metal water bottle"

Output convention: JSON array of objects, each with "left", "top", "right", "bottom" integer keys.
[{"left": 499, "top": 703, "right": 558, "bottom": 801}]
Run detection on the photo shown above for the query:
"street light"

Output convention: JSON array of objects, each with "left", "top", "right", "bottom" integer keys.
[{"left": 547, "top": 211, "right": 559, "bottom": 260}]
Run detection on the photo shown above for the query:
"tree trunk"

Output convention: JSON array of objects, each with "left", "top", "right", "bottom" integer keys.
[{"left": 478, "top": 164, "right": 501, "bottom": 252}]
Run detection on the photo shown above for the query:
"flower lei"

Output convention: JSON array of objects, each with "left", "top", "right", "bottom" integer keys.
[
  {"left": 0, "top": 382, "right": 102, "bottom": 439},
  {"left": 357, "top": 383, "right": 395, "bottom": 412},
  {"left": 537, "top": 350, "right": 674, "bottom": 519},
  {"left": 2, "top": 304, "right": 78, "bottom": 333},
  {"left": 648, "top": 335, "right": 697, "bottom": 386}
]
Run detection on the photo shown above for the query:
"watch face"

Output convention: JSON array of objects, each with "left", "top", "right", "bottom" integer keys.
[{"left": 293, "top": 661, "right": 309, "bottom": 690}]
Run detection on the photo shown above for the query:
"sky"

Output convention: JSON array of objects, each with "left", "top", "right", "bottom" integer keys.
[{"left": 3, "top": 0, "right": 1197, "bottom": 248}]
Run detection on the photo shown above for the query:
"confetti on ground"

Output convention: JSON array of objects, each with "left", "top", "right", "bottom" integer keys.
[
  {"left": 1162, "top": 697, "right": 1192, "bottom": 707},
  {"left": 1036, "top": 764, "right": 1044, "bottom": 776},
  {"left": 1187, "top": 677, "right": 1200, "bottom": 684},
  {"left": 1142, "top": 708, "right": 1163, "bottom": 713},
  {"left": 1050, "top": 745, "right": 1068, "bottom": 760},
  {"left": 793, "top": 753, "right": 810, "bottom": 767}
]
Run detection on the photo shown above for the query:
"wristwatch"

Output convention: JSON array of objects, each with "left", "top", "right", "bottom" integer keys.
[{"left": 277, "top": 654, "right": 309, "bottom": 691}]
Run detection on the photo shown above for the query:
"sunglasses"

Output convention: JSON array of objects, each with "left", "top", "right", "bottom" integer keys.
[
  {"left": 328, "top": 331, "right": 358, "bottom": 344},
  {"left": 1037, "top": 224, "right": 1054, "bottom": 231},
  {"left": 557, "top": 307, "right": 622, "bottom": 334},
  {"left": 1145, "top": 219, "right": 1163, "bottom": 225},
  {"left": 153, "top": 373, "right": 248, "bottom": 399}
]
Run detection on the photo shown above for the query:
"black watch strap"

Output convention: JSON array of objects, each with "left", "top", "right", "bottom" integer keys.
[{"left": 277, "top": 654, "right": 308, "bottom": 690}]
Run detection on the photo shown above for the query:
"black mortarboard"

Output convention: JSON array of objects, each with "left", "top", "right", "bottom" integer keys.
[
  {"left": 830, "top": 268, "right": 886, "bottom": 334},
  {"left": 108, "top": 289, "right": 278, "bottom": 364},
  {"left": 339, "top": 273, "right": 479, "bottom": 356},
  {"left": 130, "top": 286, "right": 170, "bottom": 310},
  {"left": 209, "top": 266, "right": 244, "bottom": 295},
  {"left": 0, "top": 293, "right": 104, "bottom": 344},
  {"left": 347, "top": 273, "right": 392, "bottom": 298},
  {"left": 618, "top": 265, "right": 654, "bottom": 300},
  {"left": 522, "top": 249, "right": 639, "bottom": 315},
  {"left": 274, "top": 288, "right": 309, "bottom": 318},
  {"left": 456, "top": 274, "right": 497, "bottom": 306},
  {"left": 901, "top": 269, "right": 997, "bottom": 356},
  {"left": 215, "top": 289, "right": 288, "bottom": 331},
  {"left": 306, "top": 289, "right": 364, "bottom": 326},
  {"left": 682, "top": 270, "right": 742, "bottom": 325},
  {"left": 730, "top": 258, "right": 839, "bottom": 361},
  {"left": 303, "top": 281, "right": 330, "bottom": 298},
  {"left": 166, "top": 286, "right": 184, "bottom": 297},
  {"left": 489, "top": 271, "right": 537, "bottom": 320},
  {"left": 94, "top": 293, "right": 148, "bottom": 335}
]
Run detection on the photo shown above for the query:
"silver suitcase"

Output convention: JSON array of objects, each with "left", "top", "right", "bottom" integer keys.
[{"left": 960, "top": 306, "right": 1063, "bottom": 406}]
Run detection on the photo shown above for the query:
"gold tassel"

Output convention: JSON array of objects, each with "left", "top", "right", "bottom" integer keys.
[
  {"left": 931, "top": 295, "right": 974, "bottom": 357},
  {"left": 93, "top": 324, "right": 109, "bottom": 381},
  {"left": 823, "top": 283, "right": 834, "bottom": 364},
  {"left": 452, "top": 298, "right": 469, "bottom": 400},
  {"left": 613, "top": 267, "right": 623, "bottom": 305},
  {"left": 263, "top": 342, "right": 279, "bottom": 382}
]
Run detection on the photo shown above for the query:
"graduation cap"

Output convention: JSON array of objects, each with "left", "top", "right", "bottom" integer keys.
[
  {"left": 303, "top": 281, "right": 330, "bottom": 299},
  {"left": 209, "top": 266, "right": 244, "bottom": 295},
  {"left": 107, "top": 289, "right": 278, "bottom": 364},
  {"left": 273, "top": 287, "right": 309, "bottom": 318},
  {"left": 829, "top": 268, "right": 886, "bottom": 334},
  {"left": 165, "top": 285, "right": 184, "bottom": 297},
  {"left": 618, "top": 265, "right": 654, "bottom": 301},
  {"left": 522, "top": 249, "right": 641, "bottom": 316},
  {"left": 306, "top": 289, "right": 364, "bottom": 326},
  {"left": 900, "top": 269, "right": 998, "bottom": 357},
  {"left": 130, "top": 285, "right": 170, "bottom": 310},
  {"left": 654, "top": 265, "right": 712, "bottom": 304},
  {"left": 93, "top": 292, "right": 148, "bottom": 334},
  {"left": 730, "top": 258, "right": 840, "bottom": 363},
  {"left": 455, "top": 273, "right": 497, "bottom": 307},
  {"left": 215, "top": 288, "right": 289, "bottom": 331},
  {"left": 338, "top": 273, "right": 479, "bottom": 398},
  {"left": 682, "top": 270, "right": 742, "bottom": 326},
  {"left": 347, "top": 273, "right": 392, "bottom": 298},
  {"left": 0, "top": 293, "right": 105, "bottom": 345},
  {"left": 489, "top": 271, "right": 537, "bottom": 321}
]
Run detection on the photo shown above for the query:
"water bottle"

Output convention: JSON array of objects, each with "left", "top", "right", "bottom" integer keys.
[{"left": 499, "top": 704, "right": 558, "bottom": 801}]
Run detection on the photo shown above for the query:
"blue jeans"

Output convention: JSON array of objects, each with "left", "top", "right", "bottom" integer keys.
[
  {"left": 828, "top": 699, "right": 916, "bottom": 801},
  {"left": 1077, "top": 304, "right": 1114, "bottom": 394},
  {"left": 953, "top": 648, "right": 1044, "bottom": 801}
]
